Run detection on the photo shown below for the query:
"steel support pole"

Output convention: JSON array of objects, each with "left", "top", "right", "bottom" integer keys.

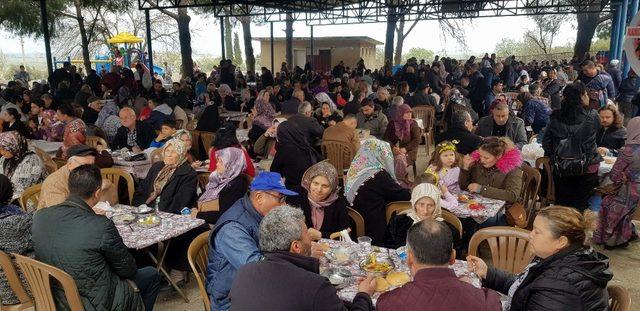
[
  {"left": 611, "top": 5, "right": 620, "bottom": 60},
  {"left": 145, "top": 9, "right": 154, "bottom": 73},
  {"left": 39, "top": 0, "right": 53, "bottom": 77},
  {"left": 624, "top": 0, "right": 640, "bottom": 76},
  {"left": 310, "top": 25, "right": 314, "bottom": 71},
  {"left": 270, "top": 22, "right": 275, "bottom": 73},
  {"left": 220, "top": 17, "right": 226, "bottom": 60},
  {"left": 618, "top": 0, "right": 630, "bottom": 61}
]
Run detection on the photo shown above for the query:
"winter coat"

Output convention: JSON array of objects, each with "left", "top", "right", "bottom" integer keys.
[
  {"left": 383, "top": 120, "right": 422, "bottom": 163},
  {"left": 617, "top": 76, "right": 639, "bottom": 103},
  {"left": 132, "top": 161, "right": 198, "bottom": 214},
  {"left": 287, "top": 189, "right": 350, "bottom": 239},
  {"left": 145, "top": 103, "right": 175, "bottom": 130},
  {"left": 483, "top": 245, "right": 612, "bottom": 311},
  {"left": 596, "top": 126, "right": 627, "bottom": 154},
  {"left": 32, "top": 196, "right": 144, "bottom": 310},
  {"left": 459, "top": 148, "right": 523, "bottom": 203},
  {"left": 542, "top": 109, "right": 601, "bottom": 169},
  {"left": 356, "top": 111, "right": 389, "bottom": 139},
  {"left": 475, "top": 115, "right": 528, "bottom": 149},
  {"left": 111, "top": 121, "right": 155, "bottom": 150},
  {"left": 230, "top": 251, "right": 373, "bottom": 311}
]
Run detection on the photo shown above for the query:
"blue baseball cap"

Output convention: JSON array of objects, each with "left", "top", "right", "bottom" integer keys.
[{"left": 250, "top": 172, "right": 298, "bottom": 196}]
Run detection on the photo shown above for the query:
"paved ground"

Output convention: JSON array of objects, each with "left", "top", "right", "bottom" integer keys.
[{"left": 156, "top": 145, "right": 640, "bottom": 310}]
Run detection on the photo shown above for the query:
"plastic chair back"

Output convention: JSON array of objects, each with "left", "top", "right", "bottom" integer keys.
[
  {"left": 321, "top": 140, "right": 354, "bottom": 173},
  {"left": 0, "top": 251, "right": 34, "bottom": 310},
  {"left": 385, "top": 201, "right": 412, "bottom": 224},
  {"left": 188, "top": 231, "right": 212, "bottom": 311},
  {"left": 608, "top": 285, "right": 631, "bottom": 311},
  {"left": 346, "top": 207, "right": 365, "bottom": 238},
  {"left": 100, "top": 168, "right": 135, "bottom": 205},
  {"left": 468, "top": 226, "right": 535, "bottom": 274},
  {"left": 19, "top": 184, "right": 42, "bottom": 212}
]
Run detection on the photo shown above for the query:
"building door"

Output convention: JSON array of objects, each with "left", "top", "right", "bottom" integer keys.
[
  {"left": 318, "top": 49, "right": 331, "bottom": 72},
  {"left": 294, "top": 49, "right": 306, "bottom": 68}
]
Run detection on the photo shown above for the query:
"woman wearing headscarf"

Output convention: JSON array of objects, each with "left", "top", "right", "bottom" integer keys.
[
  {"left": 207, "top": 122, "right": 255, "bottom": 177},
  {"left": 270, "top": 121, "right": 321, "bottom": 191},
  {"left": 594, "top": 116, "right": 640, "bottom": 249},
  {"left": 0, "top": 131, "right": 46, "bottom": 202},
  {"left": 197, "top": 147, "right": 248, "bottom": 224},
  {"left": 286, "top": 161, "right": 350, "bottom": 240},
  {"left": 96, "top": 99, "right": 121, "bottom": 142},
  {"left": 133, "top": 138, "right": 198, "bottom": 214},
  {"left": 0, "top": 175, "right": 34, "bottom": 305},
  {"left": 56, "top": 104, "right": 87, "bottom": 159},
  {"left": 383, "top": 104, "right": 421, "bottom": 188},
  {"left": 385, "top": 183, "right": 460, "bottom": 249},
  {"left": 313, "top": 101, "right": 343, "bottom": 129},
  {"left": 33, "top": 109, "right": 64, "bottom": 142},
  {"left": 248, "top": 91, "right": 276, "bottom": 142},
  {"left": 346, "top": 138, "right": 411, "bottom": 245},
  {"left": 219, "top": 84, "right": 239, "bottom": 111}
]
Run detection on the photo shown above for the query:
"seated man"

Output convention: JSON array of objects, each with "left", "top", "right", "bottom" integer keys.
[
  {"left": 596, "top": 104, "right": 626, "bottom": 156},
  {"left": 377, "top": 219, "right": 501, "bottom": 310},
  {"left": 322, "top": 114, "right": 360, "bottom": 154},
  {"left": 112, "top": 107, "right": 155, "bottom": 152},
  {"left": 230, "top": 206, "right": 375, "bottom": 310},
  {"left": 475, "top": 102, "right": 527, "bottom": 149},
  {"left": 32, "top": 164, "right": 161, "bottom": 310},
  {"left": 206, "top": 172, "right": 298, "bottom": 310},
  {"left": 356, "top": 99, "right": 389, "bottom": 139},
  {"left": 145, "top": 97, "right": 174, "bottom": 130},
  {"left": 37, "top": 145, "right": 116, "bottom": 209},
  {"left": 286, "top": 102, "right": 325, "bottom": 146},
  {"left": 149, "top": 119, "right": 178, "bottom": 148},
  {"left": 438, "top": 110, "right": 483, "bottom": 155}
]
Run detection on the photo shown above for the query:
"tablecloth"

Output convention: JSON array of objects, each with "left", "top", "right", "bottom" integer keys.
[{"left": 446, "top": 192, "right": 506, "bottom": 223}]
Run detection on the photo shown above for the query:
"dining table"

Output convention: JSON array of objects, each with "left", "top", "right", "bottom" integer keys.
[
  {"left": 446, "top": 192, "right": 506, "bottom": 224},
  {"left": 111, "top": 151, "right": 154, "bottom": 179},
  {"left": 319, "top": 239, "right": 508, "bottom": 309},
  {"left": 103, "top": 204, "right": 206, "bottom": 302},
  {"left": 29, "top": 139, "right": 63, "bottom": 155}
]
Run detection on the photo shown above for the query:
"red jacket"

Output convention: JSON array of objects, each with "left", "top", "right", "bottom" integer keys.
[{"left": 377, "top": 268, "right": 502, "bottom": 311}]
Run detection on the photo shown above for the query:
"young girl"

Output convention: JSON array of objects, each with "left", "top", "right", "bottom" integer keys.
[{"left": 424, "top": 140, "right": 461, "bottom": 193}]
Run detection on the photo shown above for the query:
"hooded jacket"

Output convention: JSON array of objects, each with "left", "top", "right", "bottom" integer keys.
[
  {"left": 459, "top": 148, "right": 523, "bottom": 203},
  {"left": 483, "top": 245, "right": 612, "bottom": 311},
  {"left": 145, "top": 103, "right": 175, "bottom": 130}
]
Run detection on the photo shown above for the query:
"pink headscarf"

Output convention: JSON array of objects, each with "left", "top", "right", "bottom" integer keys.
[{"left": 393, "top": 104, "right": 413, "bottom": 140}]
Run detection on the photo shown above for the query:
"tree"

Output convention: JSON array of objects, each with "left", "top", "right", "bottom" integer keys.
[
  {"left": 224, "top": 17, "right": 233, "bottom": 62},
  {"left": 238, "top": 16, "right": 256, "bottom": 74},
  {"left": 384, "top": 7, "right": 398, "bottom": 64},
  {"left": 233, "top": 32, "right": 244, "bottom": 69},
  {"left": 524, "top": 14, "right": 568, "bottom": 54},
  {"left": 394, "top": 16, "right": 421, "bottom": 65},
  {"left": 285, "top": 13, "right": 294, "bottom": 70},
  {"left": 574, "top": 0, "right": 611, "bottom": 58},
  {"left": 402, "top": 48, "right": 434, "bottom": 64},
  {"left": 0, "top": 0, "right": 64, "bottom": 36},
  {"left": 157, "top": 7, "right": 194, "bottom": 78}
]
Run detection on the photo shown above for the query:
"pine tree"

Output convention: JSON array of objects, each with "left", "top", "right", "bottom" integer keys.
[{"left": 233, "top": 32, "right": 244, "bottom": 70}]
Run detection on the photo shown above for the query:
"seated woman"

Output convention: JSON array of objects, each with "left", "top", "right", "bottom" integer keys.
[
  {"left": 32, "top": 110, "right": 64, "bottom": 142},
  {"left": 56, "top": 103, "right": 113, "bottom": 167},
  {"left": 385, "top": 183, "right": 460, "bottom": 249},
  {"left": 383, "top": 104, "right": 421, "bottom": 188},
  {"left": 270, "top": 121, "right": 320, "bottom": 191},
  {"left": 132, "top": 138, "right": 202, "bottom": 282},
  {"left": 314, "top": 101, "right": 343, "bottom": 129},
  {"left": 468, "top": 205, "right": 612, "bottom": 311},
  {"left": 0, "top": 175, "right": 33, "bottom": 306},
  {"left": 174, "top": 129, "right": 198, "bottom": 166},
  {"left": 149, "top": 119, "right": 178, "bottom": 149},
  {"left": 207, "top": 122, "right": 255, "bottom": 177},
  {"left": 247, "top": 91, "right": 276, "bottom": 143},
  {"left": 0, "top": 131, "right": 47, "bottom": 202},
  {"left": 346, "top": 138, "right": 411, "bottom": 246},
  {"left": 197, "top": 147, "right": 248, "bottom": 224},
  {"left": 286, "top": 161, "right": 349, "bottom": 240},
  {"left": 2, "top": 108, "right": 30, "bottom": 138}
]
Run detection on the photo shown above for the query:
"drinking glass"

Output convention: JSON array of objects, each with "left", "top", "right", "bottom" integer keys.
[{"left": 357, "top": 236, "right": 372, "bottom": 254}]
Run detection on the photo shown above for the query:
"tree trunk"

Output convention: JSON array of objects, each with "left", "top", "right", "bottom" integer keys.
[
  {"left": 385, "top": 7, "right": 398, "bottom": 65},
  {"left": 224, "top": 17, "right": 233, "bottom": 63},
  {"left": 394, "top": 17, "right": 405, "bottom": 65},
  {"left": 285, "top": 13, "right": 294, "bottom": 70},
  {"left": 74, "top": 0, "right": 91, "bottom": 71},
  {"left": 177, "top": 8, "right": 193, "bottom": 78},
  {"left": 240, "top": 17, "right": 256, "bottom": 75},
  {"left": 574, "top": 11, "right": 600, "bottom": 58}
]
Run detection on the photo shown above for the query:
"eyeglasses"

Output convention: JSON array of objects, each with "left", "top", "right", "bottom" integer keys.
[{"left": 263, "top": 191, "right": 286, "bottom": 203}]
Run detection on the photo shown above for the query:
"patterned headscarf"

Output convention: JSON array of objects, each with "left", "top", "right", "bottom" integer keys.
[
  {"left": 403, "top": 183, "right": 443, "bottom": 223},
  {"left": 0, "top": 131, "right": 31, "bottom": 179},
  {"left": 626, "top": 117, "right": 640, "bottom": 145},
  {"left": 393, "top": 104, "right": 413, "bottom": 141},
  {"left": 199, "top": 147, "right": 246, "bottom": 203},
  {"left": 253, "top": 98, "right": 276, "bottom": 130},
  {"left": 146, "top": 138, "right": 189, "bottom": 204},
  {"left": 302, "top": 161, "right": 340, "bottom": 230},
  {"left": 96, "top": 99, "right": 119, "bottom": 128},
  {"left": 314, "top": 92, "right": 337, "bottom": 111},
  {"left": 345, "top": 138, "right": 397, "bottom": 204}
]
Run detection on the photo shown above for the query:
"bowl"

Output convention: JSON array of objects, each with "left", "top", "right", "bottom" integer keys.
[
  {"left": 132, "top": 205, "right": 154, "bottom": 216},
  {"left": 325, "top": 247, "right": 354, "bottom": 265},
  {"left": 321, "top": 268, "right": 353, "bottom": 289},
  {"left": 111, "top": 213, "right": 136, "bottom": 225},
  {"left": 136, "top": 215, "right": 162, "bottom": 228},
  {"left": 359, "top": 254, "right": 395, "bottom": 276}
]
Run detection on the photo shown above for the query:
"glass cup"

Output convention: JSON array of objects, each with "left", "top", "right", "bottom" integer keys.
[{"left": 357, "top": 236, "right": 372, "bottom": 254}]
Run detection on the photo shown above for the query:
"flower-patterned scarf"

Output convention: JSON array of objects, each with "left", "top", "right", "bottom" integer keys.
[
  {"left": 345, "top": 138, "right": 397, "bottom": 204},
  {"left": 0, "top": 131, "right": 30, "bottom": 179},
  {"left": 253, "top": 98, "right": 276, "bottom": 130}
]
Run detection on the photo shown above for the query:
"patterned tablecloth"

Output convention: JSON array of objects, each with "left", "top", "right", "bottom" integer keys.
[
  {"left": 220, "top": 111, "right": 247, "bottom": 119},
  {"left": 446, "top": 192, "right": 506, "bottom": 223},
  {"left": 109, "top": 205, "right": 205, "bottom": 249},
  {"left": 113, "top": 156, "right": 153, "bottom": 179},
  {"left": 320, "top": 239, "right": 481, "bottom": 305},
  {"left": 30, "top": 140, "right": 63, "bottom": 154}
]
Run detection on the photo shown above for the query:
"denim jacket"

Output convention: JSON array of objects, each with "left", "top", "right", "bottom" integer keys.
[{"left": 206, "top": 196, "right": 263, "bottom": 310}]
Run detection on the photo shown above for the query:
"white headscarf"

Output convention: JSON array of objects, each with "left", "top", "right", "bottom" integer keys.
[
  {"left": 402, "top": 183, "right": 443, "bottom": 223},
  {"left": 315, "top": 92, "right": 336, "bottom": 111}
]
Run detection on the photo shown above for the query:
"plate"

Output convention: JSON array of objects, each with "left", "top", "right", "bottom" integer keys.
[
  {"left": 325, "top": 247, "right": 353, "bottom": 265},
  {"left": 133, "top": 205, "right": 154, "bottom": 215},
  {"left": 136, "top": 215, "right": 162, "bottom": 228},
  {"left": 359, "top": 254, "right": 395, "bottom": 276},
  {"left": 321, "top": 268, "right": 353, "bottom": 289},
  {"left": 111, "top": 213, "right": 136, "bottom": 225}
]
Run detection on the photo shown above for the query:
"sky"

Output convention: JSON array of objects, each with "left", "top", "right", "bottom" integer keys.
[{"left": 0, "top": 13, "right": 579, "bottom": 59}]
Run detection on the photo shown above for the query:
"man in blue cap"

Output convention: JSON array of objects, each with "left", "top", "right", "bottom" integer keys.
[{"left": 206, "top": 171, "right": 297, "bottom": 310}]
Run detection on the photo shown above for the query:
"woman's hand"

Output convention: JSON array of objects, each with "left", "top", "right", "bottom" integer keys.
[
  {"left": 462, "top": 154, "right": 475, "bottom": 170},
  {"left": 466, "top": 255, "right": 488, "bottom": 279},
  {"left": 308, "top": 228, "right": 322, "bottom": 241},
  {"left": 467, "top": 183, "right": 482, "bottom": 193}
]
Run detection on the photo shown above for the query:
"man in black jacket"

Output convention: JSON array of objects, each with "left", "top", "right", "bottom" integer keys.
[
  {"left": 596, "top": 105, "right": 627, "bottom": 156},
  {"left": 112, "top": 107, "right": 155, "bottom": 151},
  {"left": 230, "top": 206, "right": 375, "bottom": 311},
  {"left": 438, "top": 110, "right": 483, "bottom": 155},
  {"left": 32, "top": 165, "right": 160, "bottom": 311},
  {"left": 287, "top": 102, "right": 325, "bottom": 146}
]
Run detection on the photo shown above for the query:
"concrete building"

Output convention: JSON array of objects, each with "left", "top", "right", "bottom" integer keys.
[{"left": 254, "top": 36, "right": 382, "bottom": 73}]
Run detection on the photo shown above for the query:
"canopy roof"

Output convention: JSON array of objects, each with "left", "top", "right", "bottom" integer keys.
[{"left": 107, "top": 32, "right": 145, "bottom": 44}]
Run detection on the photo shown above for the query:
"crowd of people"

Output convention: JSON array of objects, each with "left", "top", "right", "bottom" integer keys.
[{"left": 0, "top": 49, "right": 635, "bottom": 310}]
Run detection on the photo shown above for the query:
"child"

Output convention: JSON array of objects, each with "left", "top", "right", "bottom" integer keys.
[
  {"left": 420, "top": 173, "right": 458, "bottom": 211},
  {"left": 149, "top": 119, "right": 178, "bottom": 148},
  {"left": 424, "top": 140, "right": 461, "bottom": 194}
]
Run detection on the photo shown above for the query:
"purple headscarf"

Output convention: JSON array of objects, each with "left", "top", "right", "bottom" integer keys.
[
  {"left": 393, "top": 104, "right": 413, "bottom": 140},
  {"left": 199, "top": 147, "right": 246, "bottom": 202},
  {"left": 252, "top": 98, "right": 276, "bottom": 131}
]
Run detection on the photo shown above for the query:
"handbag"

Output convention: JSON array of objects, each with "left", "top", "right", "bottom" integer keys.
[
  {"left": 506, "top": 200, "right": 528, "bottom": 228},
  {"left": 197, "top": 199, "right": 220, "bottom": 213}
]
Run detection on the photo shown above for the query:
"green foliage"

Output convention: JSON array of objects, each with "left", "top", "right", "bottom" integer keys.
[
  {"left": 401, "top": 48, "right": 434, "bottom": 63},
  {"left": 233, "top": 32, "right": 244, "bottom": 70},
  {"left": 596, "top": 19, "right": 611, "bottom": 41},
  {"left": 0, "top": 0, "right": 64, "bottom": 36}
]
